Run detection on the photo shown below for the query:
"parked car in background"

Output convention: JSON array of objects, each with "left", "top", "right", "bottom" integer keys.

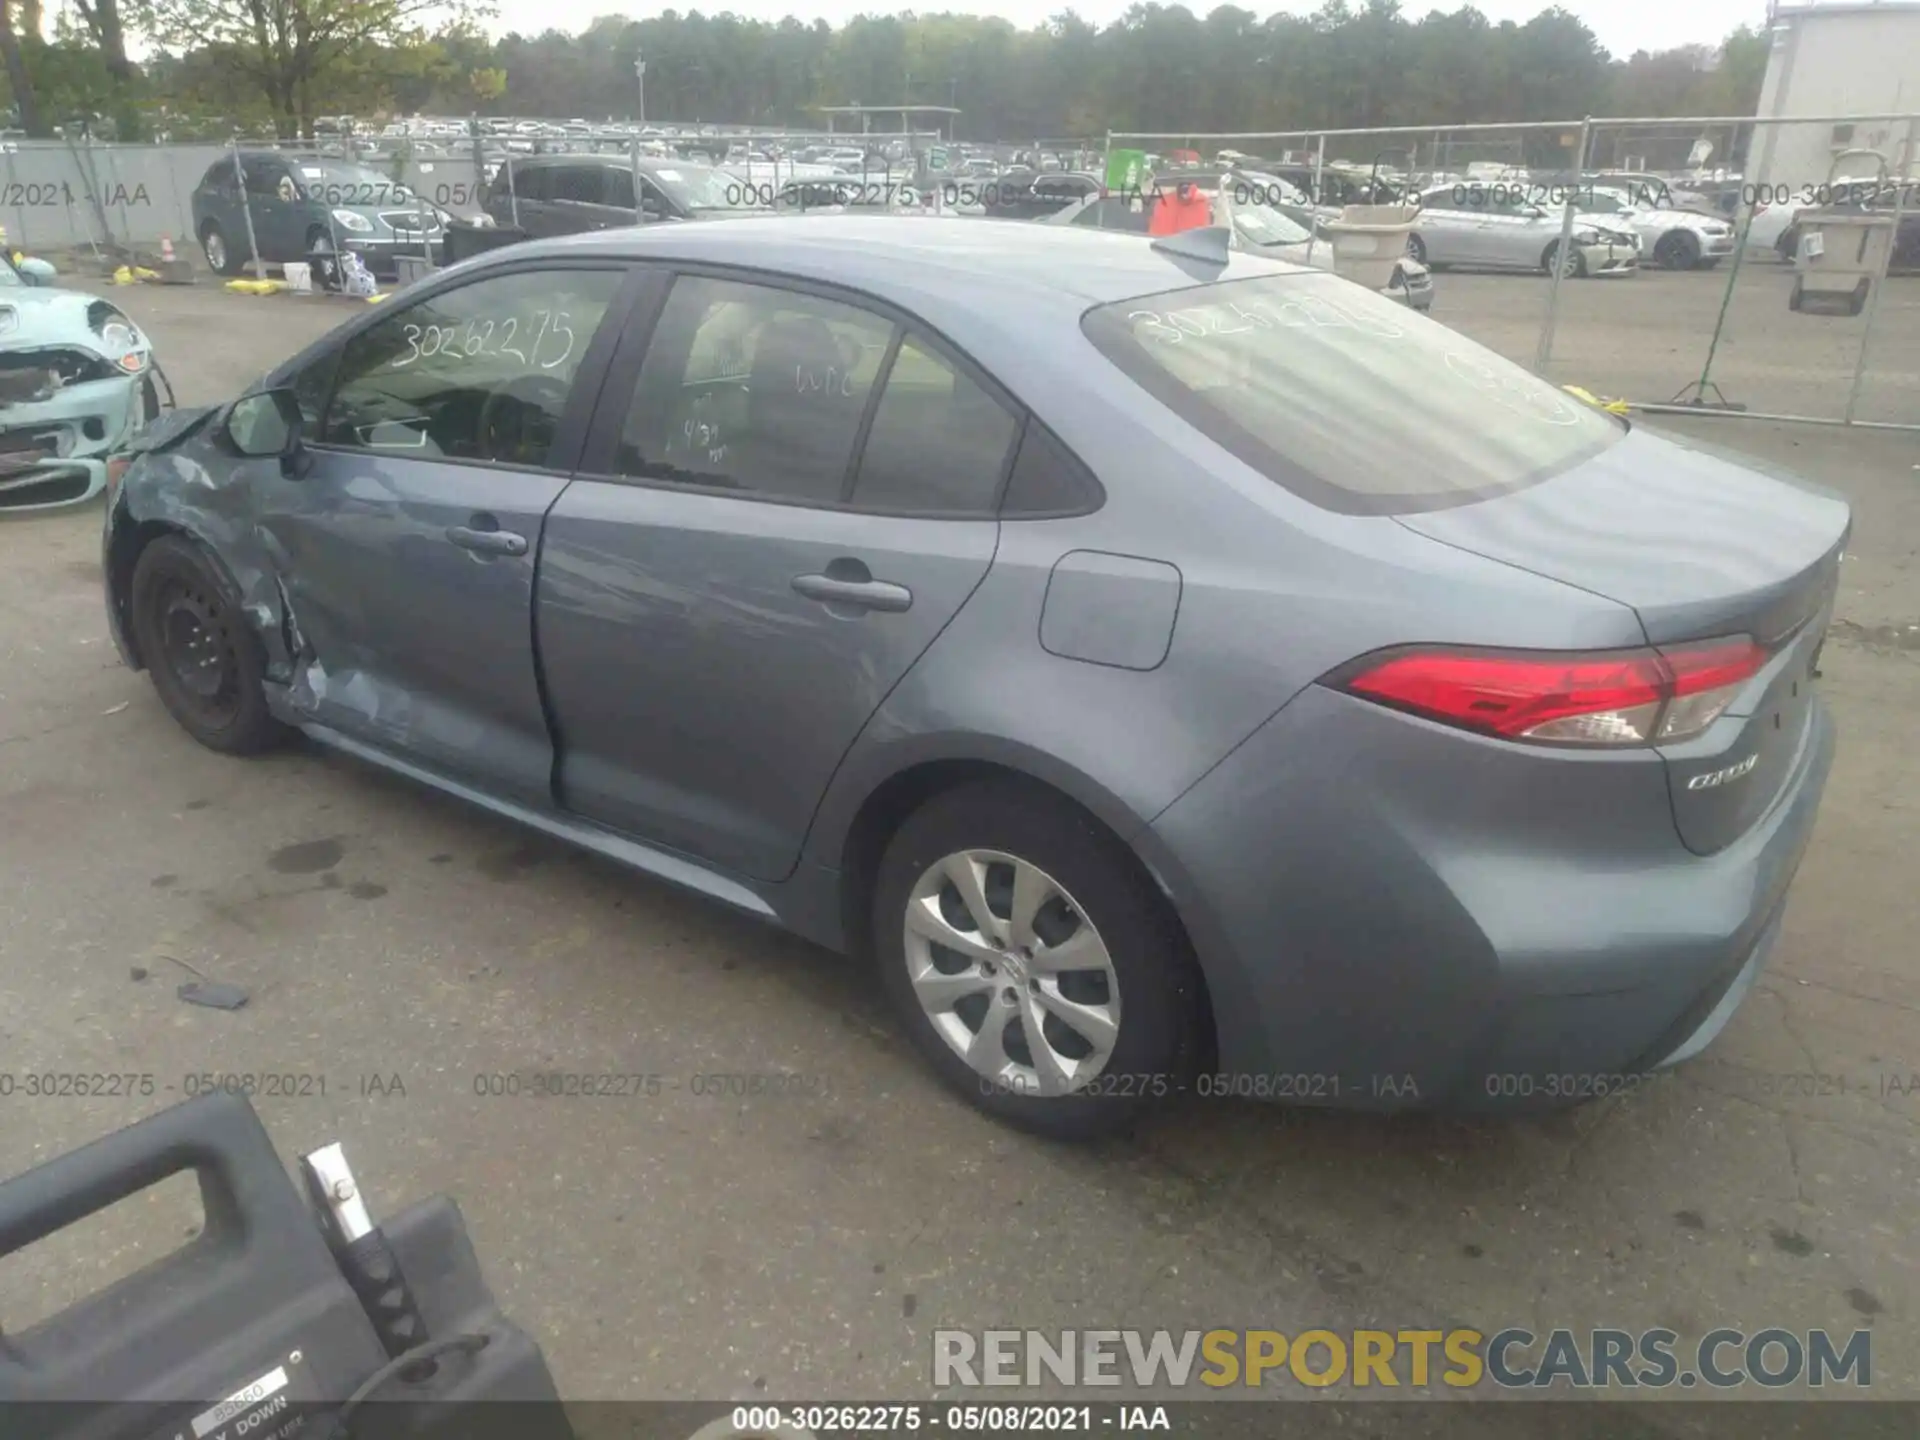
[
  {"left": 482, "top": 154, "right": 773, "bottom": 236},
  {"left": 979, "top": 171, "right": 1101, "bottom": 220},
  {"left": 104, "top": 216, "right": 1846, "bottom": 1140},
  {"left": 192, "top": 154, "right": 450, "bottom": 279},
  {"left": 1573, "top": 185, "right": 1734, "bottom": 269},
  {"left": 0, "top": 251, "right": 159, "bottom": 514},
  {"left": 1409, "top": 184, "right": 1639, "bottom": 277},
  {"left": 1046, "top": 180, "right": 1434, "bottom": 310}
]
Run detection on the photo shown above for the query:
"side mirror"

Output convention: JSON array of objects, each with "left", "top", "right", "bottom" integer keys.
[
  {"left": 224, "top": 387, "right": 305, "bottom": 462},
  {"left": 17, "top": 256, "right": 55, "bottom": 284}
]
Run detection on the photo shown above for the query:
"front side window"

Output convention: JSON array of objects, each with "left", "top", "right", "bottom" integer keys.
[
  {"left": 320, "top": 267, "right": 623, "bottom": 469},
  {"left": 615, "top": 276, "right": 892, "bottom": 504},
  {"left": 1082, "top": 272, "right": 1622, "bottom": 514}
]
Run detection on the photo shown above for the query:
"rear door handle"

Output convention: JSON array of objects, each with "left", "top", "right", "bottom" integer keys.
[
  {"left": 792, "top": 573, "right": 913, "bottom": 613},
  {"left": 447, "top": 521, "right": 528, "bottom": 557}
]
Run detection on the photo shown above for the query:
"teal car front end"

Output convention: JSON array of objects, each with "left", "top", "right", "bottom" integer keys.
[{"left": 0, "top": 257, "right": 158, "bottom": 515}]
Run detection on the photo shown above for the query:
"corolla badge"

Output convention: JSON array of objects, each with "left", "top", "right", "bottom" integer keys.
[{"left": 1687, "top": 753, "right": 1760, "bottom": 790}]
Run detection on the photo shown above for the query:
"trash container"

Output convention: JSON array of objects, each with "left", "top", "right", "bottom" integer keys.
[
  {"left": 1321, "top": 204, "right": 1418, "bottom": 291},
  {"left": 1790, "top": 148, "right": 1897, "bottom": 316}
]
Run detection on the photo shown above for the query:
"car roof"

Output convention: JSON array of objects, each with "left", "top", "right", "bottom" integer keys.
[{"left": 482, "top": 214, "right": 1305, "bottom": 315}]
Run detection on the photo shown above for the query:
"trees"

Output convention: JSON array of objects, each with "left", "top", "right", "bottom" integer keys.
[
  {"left": 142, "top": 0, "right": 483, "bottom": 137},
  {"left": 0, "top": 4, "right": 1783, "bottom": 147}
]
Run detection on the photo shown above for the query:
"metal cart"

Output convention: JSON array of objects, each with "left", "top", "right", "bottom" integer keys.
[{"left": 1790, "top": 149, "right": 1898, "bottom": 316}]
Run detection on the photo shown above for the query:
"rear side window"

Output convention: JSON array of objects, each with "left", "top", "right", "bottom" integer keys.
[
  {"left": 616, "top": 275, "right": 892, "bottom": 504},
  {"left": 201, "top": 159, "right": 236, "bottom": 190},
  {"left": 849, "top": 335, "right": 1018, "bottom": 514},
  {"left": 1081, "top": 272, "right": 1621, "bottom": 515}
]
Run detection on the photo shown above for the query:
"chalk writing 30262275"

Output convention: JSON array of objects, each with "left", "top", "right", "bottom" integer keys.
[{"left": 387, "top": 310, "right": 580, "bottom": 372}]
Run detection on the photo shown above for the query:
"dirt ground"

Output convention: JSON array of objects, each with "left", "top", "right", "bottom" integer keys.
[{"left": 0, "top": 274, "right": 1915, "bottom": 1430}]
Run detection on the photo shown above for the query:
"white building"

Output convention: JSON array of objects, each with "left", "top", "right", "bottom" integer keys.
[{"left": 1749, "top": 0, "right": 1920, "bottom": 191}]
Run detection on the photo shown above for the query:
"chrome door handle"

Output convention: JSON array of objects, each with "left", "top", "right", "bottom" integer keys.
[
  {"left": 447, "top": 524, "right": 528, "bottom": 557},
  {"left": 792, "top": 573, "right": 913, "bottom": 613}
]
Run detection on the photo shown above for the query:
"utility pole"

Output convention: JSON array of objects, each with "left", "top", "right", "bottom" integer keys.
[{"left": 635, "top": 51, "right": 647, "bottom": 127}]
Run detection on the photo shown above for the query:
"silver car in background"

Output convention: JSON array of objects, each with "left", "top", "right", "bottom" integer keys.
[
  {"left": 1409, "top": 184, "right": 1640, "bottom": 276},
  {"left": 1047, "top": 180, "right": 1435, "bottom": 310},
  {"left": 1577, "top": 185, "right": 1735, "bottom": 270}
]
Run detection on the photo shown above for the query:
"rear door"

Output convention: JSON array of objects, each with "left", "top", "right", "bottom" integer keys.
[
  {"left": 263, "top": 261, "right": 637, "bottom": 802},
  {"left": 239, "top": 156, "right": 300, "bottom": 261},
  {"left": 537, "top": 270, "right": 1021, "bottom": 881}
]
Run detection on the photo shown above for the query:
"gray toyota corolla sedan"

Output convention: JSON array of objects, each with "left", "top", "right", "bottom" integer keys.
[{"left": 102, "top": 216, "right": 1845, "bottom": 1138}]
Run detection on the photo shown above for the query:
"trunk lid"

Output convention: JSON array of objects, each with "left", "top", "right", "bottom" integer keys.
[{"left": 1396, "top": 425, "right": 1849, "bottom": 855}]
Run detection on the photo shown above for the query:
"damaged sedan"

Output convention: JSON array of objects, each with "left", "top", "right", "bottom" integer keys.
[
  {"left": 0, "top": 253, "right": 161, "bottom": 514},
  {"left": 103, "top": 219, "right": 1844, "bottom": 1140}
]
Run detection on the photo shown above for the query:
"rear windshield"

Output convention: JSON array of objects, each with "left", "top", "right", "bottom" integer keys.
[{"left": 1081, "top": 271, "right": 1623, "bottom": 514}]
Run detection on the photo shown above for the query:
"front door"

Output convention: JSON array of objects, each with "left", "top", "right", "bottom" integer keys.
[
  {"left": 262, "top": 263, "right": 633, "bottom": 803},
  {"left": 537, "top": 271, "right": 1023, "bottom": 881}
]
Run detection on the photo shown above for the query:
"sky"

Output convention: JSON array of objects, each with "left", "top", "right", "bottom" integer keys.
[{"left": 485, "top": 0, "right": 1773, "bottom": 60}]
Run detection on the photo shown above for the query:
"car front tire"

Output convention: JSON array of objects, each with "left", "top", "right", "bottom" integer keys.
[
  {"left": 129, "top": 535, "right": 288, "bottom": 755},
  {"left": 1545, "top": 240, "right": 1586, "bottom": 278},
  {"left": 872, "top": 781, "right": 1201, "bottom": 1140}
]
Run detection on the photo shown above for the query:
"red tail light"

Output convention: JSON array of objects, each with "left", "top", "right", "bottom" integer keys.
[
  {"left": 1334, "top": 636, "right": 1769, "bottom": 747},
  {"left": 105, "top": 453, "right": 131, "bottom": 502}
]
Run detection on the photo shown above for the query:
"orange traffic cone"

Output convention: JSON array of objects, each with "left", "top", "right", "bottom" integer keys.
[{"left": 156, "top": 234, "right": 193, "bottom": 284}]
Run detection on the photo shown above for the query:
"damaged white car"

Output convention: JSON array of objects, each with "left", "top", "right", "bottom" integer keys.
[{"left": 0, "top": 253, "right": 162, "bottom": 515}]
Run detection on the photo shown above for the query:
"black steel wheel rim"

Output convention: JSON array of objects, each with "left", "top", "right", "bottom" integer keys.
[{"left": 157, "top": 578, "right": 240, "bottom": 721}]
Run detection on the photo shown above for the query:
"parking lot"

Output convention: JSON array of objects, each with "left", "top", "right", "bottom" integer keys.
[{"left": 1, "top": 267, "right": 1916, "bottom": 1419}]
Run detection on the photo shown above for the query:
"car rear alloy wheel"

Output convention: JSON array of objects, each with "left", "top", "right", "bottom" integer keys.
[
  {"left": 200, "top": 223, "right": 238, "bottom": 276},
  {"left": 873, "top": 781, "right": 1199, "bottom": 1139},
  {"left": 1654, "top": 230, "right": 1700, "bottom": 270},
  {"left": 1405, "top": 233, "right": 1427, "bottom": 265},
  {"left": 903, "top": 849, "right": 1121, "bottom": 1095}
]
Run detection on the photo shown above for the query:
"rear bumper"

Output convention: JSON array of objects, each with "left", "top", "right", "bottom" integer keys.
[{"left": 1142, "top": 683, "right": 1836, "bottom": 1110}]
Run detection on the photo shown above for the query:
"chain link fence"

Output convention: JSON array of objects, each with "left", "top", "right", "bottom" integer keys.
[{"left": 1106, "top": 112, "right": 1918, "bottom": 432}]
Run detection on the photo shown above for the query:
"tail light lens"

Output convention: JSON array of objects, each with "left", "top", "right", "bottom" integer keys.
[
  {"left": 1334, "top": 636, "right": 1769, "bottom": 747},
  {"left": 105, "top": 453, "right": 131, "bottom": 501}
]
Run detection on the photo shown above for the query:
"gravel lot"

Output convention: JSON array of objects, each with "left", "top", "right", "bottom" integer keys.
[{"left": 0, "top": 270, "right": 1915, "bottom": 1426}]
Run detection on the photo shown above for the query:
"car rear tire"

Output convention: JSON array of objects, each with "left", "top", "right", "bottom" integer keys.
[
  {"left": 199, "top": 221, "right": 241, "bottom": 277},
  {"left": 1405, "top": 233, "right": 1427, "bottom": 266},
  {"left": 872, "top": 781, "right": 1201, "bottom": 1140},
  {"left": 129, "top": 535, "right": 288, "bottom": 755},
  {"left": 1654, "top": 230, "right": 1701, "bottom": 270}
]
